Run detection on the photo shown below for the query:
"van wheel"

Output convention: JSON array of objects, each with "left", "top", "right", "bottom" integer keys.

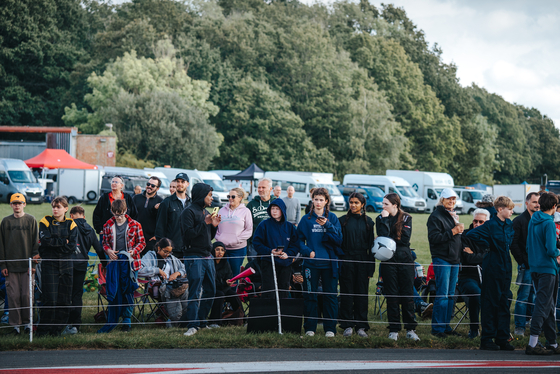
[
  {"left": 468, "top": 208, "right": 475, "bottom": 214},
  {"left": 366, "top": 205, "right": 375, "bottom": 212},
  {"left": 68, "top": 196, "right": 77, "bottom": 204},
  {"left": 87, "top": 190, "right": 97, "bottom": 201}
]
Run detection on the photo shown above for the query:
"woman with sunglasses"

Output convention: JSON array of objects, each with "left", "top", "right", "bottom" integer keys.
[{"left": 215, "top": 188, "right": 253, "bottom": 277}]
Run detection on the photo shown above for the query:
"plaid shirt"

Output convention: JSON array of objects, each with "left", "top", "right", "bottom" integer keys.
[{"left": 102, "top": 215, "right": 145, "bottom": 271}]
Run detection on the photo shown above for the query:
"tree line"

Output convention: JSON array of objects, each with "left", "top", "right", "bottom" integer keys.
[{"left": 1, "top": 0, "right": 559, "bottom": 184}]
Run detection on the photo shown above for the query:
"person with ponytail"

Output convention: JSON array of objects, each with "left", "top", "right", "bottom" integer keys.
[
  {"left": 139, "top": 238, "right": 188, "bottom": 323},
  {"left": 297, "top": 187, "right": 342, "bottom": 337},
  {"left": 376, "top": 193, "right": 419, "bottom": 342},
  {"left": 338, "top": 193, "right": 375, "bottom": 337}
]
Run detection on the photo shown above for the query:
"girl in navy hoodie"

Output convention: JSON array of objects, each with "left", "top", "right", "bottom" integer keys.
[
  {"left": 253, "top": 199, "right": 299, "bottom": 299},
  {"left": 297, "top": 187, "right": 342, "bottom": 337}
]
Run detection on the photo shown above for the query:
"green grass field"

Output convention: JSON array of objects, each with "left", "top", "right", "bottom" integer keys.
[{"left": 0, "top": 203, "right": 525, "bottom": 351}]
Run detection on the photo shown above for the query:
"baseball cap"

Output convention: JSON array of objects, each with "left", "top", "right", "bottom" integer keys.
[
  {"left": 440, "top": 188, "right": 458, "bottom": 199},
  {"left": 10, "top": 193, "right": 26, "bottom": 203},
  {"left": 175, "top": 173, "right": 189, "bottom": 182}
]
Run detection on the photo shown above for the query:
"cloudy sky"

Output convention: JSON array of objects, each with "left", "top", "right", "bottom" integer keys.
[{"left": 305, "top": 0, "right": 560, "bottom": 126}]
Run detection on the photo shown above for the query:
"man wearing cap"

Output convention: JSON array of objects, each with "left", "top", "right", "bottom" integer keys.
[
  {"left": 427, "top": 188, "right": 463, "bottom": 339},
  {"left": 133, "top": 176, "right": 164, "bottom": 256},
  {"left": 0, "top": 194, "right": 39, "bottom": 335},
  {"left": 155, "top": 173, "right": 191, "bottom": 258}
]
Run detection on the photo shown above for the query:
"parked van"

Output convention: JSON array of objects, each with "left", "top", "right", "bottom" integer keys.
[
  {"left": 342, "top": 174, "right": 426, "bottom": 213},
  {"left": 0, "top": 158, "right": 44, "bottom": 204},
  {"left": 386, "top": 170, "right": 456, "bottom": 213},
  {"left": 210, "top": 170, "right": 252, "bottom": 196},
  {"left": 198, "top": 171, "right": 229, "bottom": 206},
  {"left": 338, "top": 185, "right": 384, "bottom": 212},
  {"left": 453, "top": 187, "right": 487, "bottom": 214},
  {"left": 100, "top": 167, "right": 171, "bottom": 198},
  {"left": 154, "top": 167, "right": 226, "bottom": 207},
  {"left": 264, "top": 171, "right": 346, "bottom": 211}
]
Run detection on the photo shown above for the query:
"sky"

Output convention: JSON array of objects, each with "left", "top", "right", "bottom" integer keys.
[{"left": 303, "top": 0, "right": 560, "bottom": 126}]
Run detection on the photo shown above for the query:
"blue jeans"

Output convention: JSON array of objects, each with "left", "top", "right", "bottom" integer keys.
[
  {"left": 413, "top": 286, "right": 422, "bottom": 308},
  {"left": 431, "top": 258, "right": 459, "bottom": 334},
  {"left": 226, "top": 247, "right": 246, "bottom": 277},
  {"left": 184, "top": 256, "right": 216, "bottom": 329},
  {"left": 457, "top": 277, "right": 481, "bottom": 331},
  {"left": 514, "top": 264, "right": 533, "bottom": 329},
  {"left": 302, "top": 266, "right": 338, "bottom": 334}
]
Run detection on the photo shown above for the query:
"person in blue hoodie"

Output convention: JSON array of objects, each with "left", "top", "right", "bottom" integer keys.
[
  {"left": 525, "top": 192, "right": 560, "bottom": 355},
  {"left": 297, "top": 187, "right": 342, "bottom": 337},
  {"left": 465, "top": 196, "right": 515, "bottom": 351},
  {"left": 253, "top": 199, "right": 299, "bottom": 300}
]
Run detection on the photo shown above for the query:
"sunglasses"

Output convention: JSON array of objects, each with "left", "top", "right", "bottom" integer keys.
[
  {"left": 146, "top": 182, "right": 158, "bottom": 188},
  {"left": 227, "top": 195, "right": 238, "bottom": 199},
  {"left": 472, "top": 219, "right": 486, "bottom": 224}
]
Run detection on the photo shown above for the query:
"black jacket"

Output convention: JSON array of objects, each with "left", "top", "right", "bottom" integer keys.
[
  {"left": 427, "top": 205, "right": 462, "bottom": 264},
  {"left": 181, "top": 183, "right": 216, "bottom": 257},
  {"left": 133, "top": 192, "right": 163, "bottom": 240},
  {"left": 38, "top": 216, "right": 78, "bottom": 259},
  {"left": 73, "top": 218, "right": 103, "bottom": 271},
  {"left": 510, "top": 210, "right": 531, "bottom": 268},
  {"left": 458, "top": 228, "right": 487, "bottom": 281},
  {"left": 376, "top": 213, "right": 413, "bottom": 263},
  {"left": 339, "top": 212, "right": 376, "bottom": 276},
  {"left": 93, "top": 192, "right": 137, "bottom": 234},
  {"left": 215, "top": 259, "right": 233, "bottom": 293},
  {"left": 155, "top": 193, "right": 190, "bottom": 257}
]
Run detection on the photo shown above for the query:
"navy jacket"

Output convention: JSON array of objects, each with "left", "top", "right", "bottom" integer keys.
[
  {"left": 253, "top": 199, "right": 300, "bottom": 267},
  {"left": 465, "top": 215, "right": 514, "bottom": 278}
]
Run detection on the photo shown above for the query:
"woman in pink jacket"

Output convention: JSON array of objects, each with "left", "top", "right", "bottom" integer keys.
[{"left": 215, "top": 187, "right": 253, "bottom": 277}]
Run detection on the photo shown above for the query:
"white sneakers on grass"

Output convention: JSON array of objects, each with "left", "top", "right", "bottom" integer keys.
[
  {"left": 184, "top": 327, "right": 198, "bottom": 336},
  {"left": 343, "top": 327, "right": 353, "bottom": 337},
  {"left": 388, "top": 332, "right": 398, "bottom": 341},
  {"left": 357, "top": 328, "right": 368, "bottom": 338},
  {"left": 325, "top": 331, "right": 335, "bottom": 338},
  {"left": 305, "top": 331, "right": 315, "bottom": 336},
  {"left": 406, "top": 330, "right": 420, "bottom": 341}
]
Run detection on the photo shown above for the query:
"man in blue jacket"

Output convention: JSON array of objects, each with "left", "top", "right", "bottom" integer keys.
[
  {"left": 525, "top": 192, "right": 560, "bottom": 355},
  {"left": 253, "top": 199, "right": 299, "bottom": 299}
]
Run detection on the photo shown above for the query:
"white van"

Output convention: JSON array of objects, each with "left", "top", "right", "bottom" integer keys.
[
  {"left": 0, "top": 158, "right": 44, "bottom": 204},
  {"left": 197, "top": 171, "right": 229, "bottom": 206},
  {"left": 453, "top": 187, "right": 488, "bottom": 214},
  {"left": 210, "top": 170, "right": 252, "bottom": 197},
  {"left": 386, "top": 170, "right": 458, "bottom": 213},
  {"left": 100, "top": 166, "right": 171, "bottom": 197},
  {"left": 342, "top": 174, "right": 426, "bottom": 213},
  {"left": 264, "top": 171, "right": 346, "bottom": 211},
  {"left": 154, "top": 168, "right": 227, "bottom": 207}
]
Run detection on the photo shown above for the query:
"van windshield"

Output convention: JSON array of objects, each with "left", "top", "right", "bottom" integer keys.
[
  {"left": 204, "top": 179, "right": 227, "bottom": 192},
  {"left": 365, "top": 187, "right": 384, "bottom": 198},
  {"left": 8, "top": 170, "right": 36, "bottom": 184},
  {"left": 160, "top": 179, "right": 170, "bottom": 188},
  {"left": 470, "top": 191, "right": 483, "bottom": 200},
  {"left": 396, "top": 185, "right": 419, "bottom": 198},
  {"left": 318, "top": 183, "right": 341, "bottom": 196}
]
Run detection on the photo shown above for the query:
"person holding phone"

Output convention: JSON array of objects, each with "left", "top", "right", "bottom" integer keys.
[
  {"left": 253, "top": 199, "right": 299, "bottom": 299},
  {"left": 297, "top": 187, "right": 343, "bottom": 337}
]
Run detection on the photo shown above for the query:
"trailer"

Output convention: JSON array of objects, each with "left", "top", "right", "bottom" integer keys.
[
  {"left": 493, "top": 184, "right": 540, "bottom": 214},
  {"left": 56, "top": 168, "right": 102, "bottom": 204}
]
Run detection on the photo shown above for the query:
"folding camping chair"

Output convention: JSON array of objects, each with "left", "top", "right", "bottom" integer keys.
[
  {"left": 452, "top": 284, "right": 470, "bottom": 332},
  {"left": 372, "top": 277, "right": 387, "bottom": 319},
  {"left": 136, "top": 278, "right": 169, "bottom": 324}
]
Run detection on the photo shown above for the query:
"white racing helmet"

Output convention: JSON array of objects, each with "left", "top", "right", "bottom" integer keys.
[{"left": 371, "top": 236, "right": 397, "bottom": 261}]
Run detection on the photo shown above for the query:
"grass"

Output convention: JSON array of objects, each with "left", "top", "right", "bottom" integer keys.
[{"left": 0, "top": 203, "right": 525, "bottom": 351}]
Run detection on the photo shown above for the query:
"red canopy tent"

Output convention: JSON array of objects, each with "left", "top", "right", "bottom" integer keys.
[{"left": 25, "top": 149, "right": 98, "bottom": 169}]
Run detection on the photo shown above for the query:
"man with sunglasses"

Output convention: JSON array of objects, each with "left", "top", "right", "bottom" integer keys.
[
  {"left": 133, "top": 177, "right": 163, "bottom": 256},
  {"left": 458, "top": 208, "right": 490, "bottom": 339},
  {"left": 0, "top": 194, "right": 39, "bottom": 335}
]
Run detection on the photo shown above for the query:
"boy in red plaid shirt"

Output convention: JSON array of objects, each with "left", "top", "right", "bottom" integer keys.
[{"left": 100, "top": 199, "right": 145, "bottom": 332}]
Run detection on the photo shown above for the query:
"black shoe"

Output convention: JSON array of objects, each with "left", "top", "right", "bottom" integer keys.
[
  {"left": 526, "top": 344, "right": 553, "bottom": 355},
  {"left": 8, "top": 328, "right": 20, "bottom": 336},
  {"left": 431, "top": 332, "right": 448, "bottom": 339},
  {"left": 496, "top": 341, "right": 515, "bottom": 351},
  {"left": 121, "top": 325, "right": 131, "bottom": 333},
  {"left": 480, "top": 341, "right": 501, "bottom": 351},
  {"left": 445, "top": 330, "right": 462, "bottom": 337},
  {"left": 545, "top": 345, "right": 560, "bottom": 354}
]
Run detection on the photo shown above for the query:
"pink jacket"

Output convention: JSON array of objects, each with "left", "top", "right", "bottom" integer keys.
[{"left": 215, "top": 203, "right": 253, "bottom": 250}]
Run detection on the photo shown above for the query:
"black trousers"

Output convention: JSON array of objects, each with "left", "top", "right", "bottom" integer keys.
[
  {"left": 209, "top": 288, "right": 242, "bottom": 324},
  {"left": 261, "top": 260, "right": 292, "bottom": 300},
  {"left": 39, "top": 258, "right": 73, "bottom": 335},
  {"left": 380, "top": 261, "right": 417, "bottom": 332},
  {"left": 339, "top": 261, "right": 370, "bottom": 330},
  {"left": 480, "top": 271, "right": 512, "bottom": 344},
  {"left": 68, "top": 269, "right": 87, "bottom": 329}
]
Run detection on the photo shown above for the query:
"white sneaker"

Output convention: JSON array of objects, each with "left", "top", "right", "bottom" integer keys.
[
  {"left": 305, "top": 331, "right": 315, "bottom": 336},
  {"left": 325, "top": 331, "right": 335, "bottom": 338},
  {"left": 388, "top": 332, "right": 398, "bottom": 341},
  {"left": 343, "top": 327, "right": 353, "bottom": 337},
  {"left": 406, "top": 330, "right": 420, "bottom": 341},
  {"left": 184, "top": 327, "right": 198, "bottom": 336},
  {"left": 62, "top": 325, "right": 78, "bottom": 335},
  {"left": 207, "top": 324, "right": 220, "bottom": 329},
  {"left": 514, "top": 327, "right": 525, "bottom": 336},
  {"left": 357, "top": 328, "right": 368, "bottom": 338}
]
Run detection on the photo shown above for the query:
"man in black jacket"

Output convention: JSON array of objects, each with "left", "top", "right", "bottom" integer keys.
[
  {"left": 458, "top": 208, "right": 490, "bottom": 339},
  {"left": 133, "top": 177, "right": 163, "bottom": 256},
  {"left": 181, "top": 183, "right": 220, "bottom": 337},
  {"left": 155, "top": 173, "right": 190, "bottom": 258},
  {"left": 66, "top": 206, "right": 102, "bottom": 334},
  {"left": 511, "top": 192, "right": 540, "bottom": 336}
]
